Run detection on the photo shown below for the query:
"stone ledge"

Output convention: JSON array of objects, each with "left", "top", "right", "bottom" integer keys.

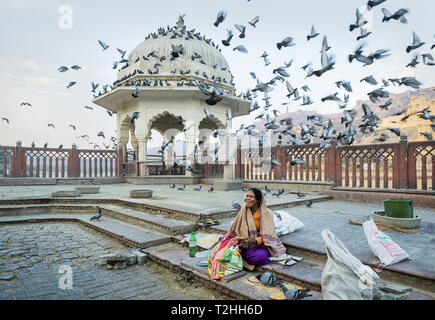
[{"left": 214, "top": 179, "right": 243, "bottom": 191}]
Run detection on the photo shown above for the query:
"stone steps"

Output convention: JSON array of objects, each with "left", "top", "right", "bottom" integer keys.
[
  {"left": 0, "top": 203, "right": 197, "bottom": 236},
  {"left": 0, "top": 213, "right": 172, "bottom": 249},
  {"left": 196, "top": 213, "right": 435, "bottom": 298},
  {"left": 143, "top": 243, "right": 434, "bottom": 300}
]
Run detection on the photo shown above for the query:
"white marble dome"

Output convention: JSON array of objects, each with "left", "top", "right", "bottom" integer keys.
[{"left": 117, "top": 19, "right": 233, "bottom": 88}]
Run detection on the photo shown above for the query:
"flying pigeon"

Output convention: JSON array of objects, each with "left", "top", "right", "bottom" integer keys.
[
  {"left": 66, "top": 82, "right": 76, "bottom": 89},
  {"left": 214, "top": 10, "right": 226, "bottom": 27},
  {"left": 233, "top": 45, "right": 248, "bottom": 53},
  {"left": 277, "top": 37, "right": 295, "bottom": 50},
  {"left": 307, "top": 25, "right": 319, "bottom": 41},
  {"left": 57, "top": 66, "right": 68, "bottom": 72},
  {"left": 406, "top": 31, "right": 426, "bottom": 53},
  {"left": 98, "top": 40, "right": 109, "bottom": 51},
  {"left": 131, "top": 112, "right": 141, "bottom": 123},
  {"left": 248, "top": 16, "right": 260, "bottom": 28}
]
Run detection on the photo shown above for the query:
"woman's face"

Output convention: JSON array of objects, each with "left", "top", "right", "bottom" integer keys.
[{"left": 245, "top": 190, "right": 259, "bottom": 208}]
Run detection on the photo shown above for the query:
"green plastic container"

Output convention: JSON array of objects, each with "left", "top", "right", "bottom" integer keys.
[{"left": 384, "top": 199, "right": 414, "bottom": 218}]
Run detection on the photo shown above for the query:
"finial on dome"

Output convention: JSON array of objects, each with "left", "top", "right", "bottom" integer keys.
[{"left": 176, "top": 14, "right": 185, "bottom": 28}]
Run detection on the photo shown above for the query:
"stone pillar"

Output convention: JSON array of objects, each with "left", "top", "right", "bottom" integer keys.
[
  {"left": 137, "top": 139, "right": 148, "bottom": 176},
  {"left": 14, "top": 140, "right": 25, "bottom": 177},
  {"left": 184, "top": 120, "right": 198, "bottom": 176}
]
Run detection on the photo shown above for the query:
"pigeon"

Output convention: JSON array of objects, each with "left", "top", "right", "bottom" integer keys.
[
  {"left": 90, "top": 207, "right": 102, "bottom": 221},
  {"left": 277, "top": 37, "right": 295, "bottom": 50},
  {"left": 407, "top": 31, "right": 426, "bottom": 53},
  {"left": 264, "top": 185, "right": 271, "bottom": 193},
  {"left": 360, "top": 75, "right": 378, "bottom": 85},
  {"left": 208, "top": 187, "right": 214, "bottom": 192},
  {"left": 367, "top": 0, "right": 386, "bottom": 10},
  {"left": 98, "top": 40, "right": 109, "bottom": 51},
  {"left": 186, "top": 165, "right": 200, "bottom": 174},
  {"left": 222, "top": 29, "right": 233, "bottom": 46},
  {"left": 307, "top": 25, "right": 319, "bottom": 41},
  {"left": 31, "top": 142, "right": 35, "bottom": 148},
  {"left": 255, "top": 272, "right": 278, "bottom": 286},
  {"left": 382, "top": 8, "right": 409, "bottom": 24},
  {"left": 57, "top": 66, "right": 68, "bottom": 72},
  {"left": 193, "top": 185, "right": 202, "bottom": 191},
  {"left": 84, "top": 106, "right": 93, "bottom": 110},
  {"left": 66, "top": 82, "right": 76, "bottom": 89},
  {"left": 131, "top": 112, "right": 141, "bottom": 123},
  {"left": 214, "top": 10, "right": 226, "bottom": 27},
  {"left": 357, "top": 28, "right": 372, "bottom": 41},
  {"left": 291, "top": 157, "right": 306, "bottom": 166},
  {"left": 233, "top": 45, "right": 248, "bottom": 53},
  {"left": 277, "top": 284, "right": 312, "bottom": 300},
  {"left": 234, "top": 24, "right": 246, "bottom": 38},
  {"left": 349, "top": 8, "right": 368, "bottom": 32},
  {"left": 272, "top": 189, "right": 284, "bottom": 197},
  {"left": 232, "top": 201, "right": 242, "bottom": 210},
  {"left": 20, "top": 102, "right": 32, "bottom": 107},
  {"left": 117, "top": 48, "right": 126, "bottom": 58},
  {"left": 44, "top": 143, "right": 48, "bottom": 148},
  {"left": 132, "top": 87, "right": 139, "bottom": 98},
  {"left": 1, "top": 117, "right": 9, "bottom": 124},
  {"left": 170, "top": 184, "right": 176, "bottom": 189},
  {"left": 420, "top": 132, "right": 433, "bottom": 141},
  {"left": 71, "top": 65, "right": 81, "bottom": 70},
  {"left": 306, "top": 200, "right": 313, "bottom": 208},
  {"left": 48, "top": 123, "right": 55, "bottom": 129},
  {"left": 177, "top": 184, "right": 186, "bottom": 191},
  {"left": 69, "top": 124, "right": 76, "bottom": 130},
  {"left": 387, "top": 128, "right": 401, "bottom": 137},
  {"left": 248, "top": 16, "right": 260, "bottom": 28}
]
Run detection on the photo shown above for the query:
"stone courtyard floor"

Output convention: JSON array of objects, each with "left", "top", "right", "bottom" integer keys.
[
  {"left": 0, "top": 222, "right": 229, "bottom": 300},
  {"left": 0, "top": 183, "right": 433, "bottom": 300}
]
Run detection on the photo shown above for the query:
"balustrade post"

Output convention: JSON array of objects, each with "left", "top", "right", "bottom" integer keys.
[
  {"left": 69, "top": 144, "right": 79, "bottom": 178},
  {"left": 116, "top": 145, "right": 124, "bottom": 177},
  {"left": 325, "top": 139, "right": 337, "bottom": 184},
  {"left": 394, "top": 132, "right": 408, "bottom": 189},
  {"left": 13, "top": 141, "right": 25, "bottom": 177}
]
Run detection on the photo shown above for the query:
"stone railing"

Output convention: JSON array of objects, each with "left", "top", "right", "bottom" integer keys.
[
  {"left": 0, "top": 142, "right": 123, "bottom": 178},
  {"left": 233, "top": 135, "right": 434, "bottom": 191}
]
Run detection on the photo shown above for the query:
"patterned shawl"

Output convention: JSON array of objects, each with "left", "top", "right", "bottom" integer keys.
[{"left": 226, "top": 194, "right": 286, "bottom": 257}]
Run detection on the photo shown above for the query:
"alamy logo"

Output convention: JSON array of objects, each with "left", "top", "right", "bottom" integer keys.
[
  {"left": 58, "top": 265, "right": 73, "bottom": 289},
  {"left": 58, "top": 5, "right": 73, "bottom": 30}
]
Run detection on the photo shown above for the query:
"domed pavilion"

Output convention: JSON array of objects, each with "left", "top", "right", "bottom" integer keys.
[{"left": 93, "top": 16, "right": 251, "bottom": 181}]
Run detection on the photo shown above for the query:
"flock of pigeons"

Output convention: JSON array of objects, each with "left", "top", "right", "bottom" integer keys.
[{"left": 3, "top": 0, "right": 434, "bottom": 157}]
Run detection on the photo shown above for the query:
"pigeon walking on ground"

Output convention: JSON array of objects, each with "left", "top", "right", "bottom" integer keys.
[
  {"left": 170, "top": 184, "right": 176, "bottom": 189},
  {"left": 277, "top": 284, "right": 312, "bottom": 300},
  {"left": 90, "top": 207, "right": 102, "bottom": 221},
  {"left": 232, "top": 201, "right": 242, "bottom": 210},
  {"left": 177, "top": 184, "right": 186, "bottom": 191},
  {"left": 208, "top": 187, "right": 214, "bottom": 192},
  {"left": 306, "top": 200, "right": 313, "bottom": 208},
  {"left": 297, "top": 191, "right": 305, "bottom": 198}
]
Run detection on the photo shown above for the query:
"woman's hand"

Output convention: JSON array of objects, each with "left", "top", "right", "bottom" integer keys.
[{"left": 240, "top": 238, "right": 257, "bottom": 249}]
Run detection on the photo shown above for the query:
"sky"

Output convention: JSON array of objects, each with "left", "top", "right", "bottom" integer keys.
[{"left": 0, "top": 0, "right": 434, "bottom": 151}]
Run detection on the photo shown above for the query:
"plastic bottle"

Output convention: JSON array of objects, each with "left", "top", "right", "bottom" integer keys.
[{"left": 189, "top": 232, "right": 197, "bottom": 257}]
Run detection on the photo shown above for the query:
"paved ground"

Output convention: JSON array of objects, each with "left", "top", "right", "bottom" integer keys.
[
  {"left": 0, "top": 222, "right": 228, "bottom": 300},
  {"left": 0, "top": 183, "right": 329, "bottom": 216}
]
